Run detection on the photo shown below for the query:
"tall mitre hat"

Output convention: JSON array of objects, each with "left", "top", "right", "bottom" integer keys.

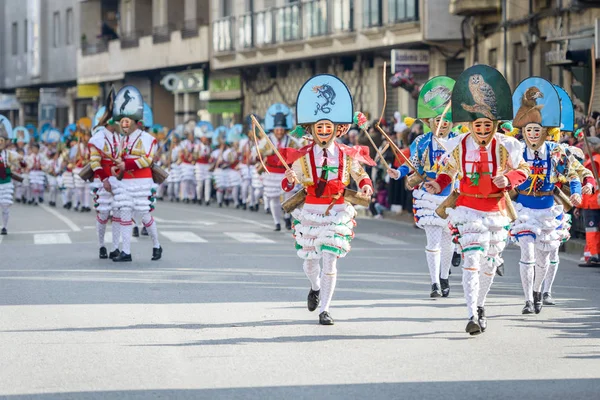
[
  {"left": 553, "top": 85, "right": 574, "bottom": 133},
  {"left": 452, "top": 64, "right": 512, "bottom": 123},
  {"left": 265, "top": 103, "right": 293, "bottom": 131},
  {"left": 512, "top": 77, "right": 560, "bottom": 128},
  {"left": 113, "top": 85, "right": 144, "bottom": 122},
  {"left": 296, "top": 74, "right": 353, "bottom": 125},
  {"left": 417, "top": 76, "right": 455, "bottom": 121}
]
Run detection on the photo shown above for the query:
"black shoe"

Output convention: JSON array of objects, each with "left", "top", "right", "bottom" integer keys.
[
  {"left": 65, "top": 202, "right": 72, "bottom": 210},
  {"left": 109, "top": 249, "right": 120, "bottom": 260},
  {"left": 274, "top": 223, "right": 281, "bottom": 231},
  {"left": 285, "top": 217, "right": 292, "bottom": 230},
  {"left": 307, "top": 289, "right": 320, "bottom": 312},
  {"left": 319, "top": 311, "right": 334, "bottom": 325},
  {"left": 112, "top": 251, "right": 132, "bottom": 262},
  {"left": 192, "top": 198, "right": 198, "bottom": 204},
  {"left": 151, "top": 246, "right": 162, "bottom": 261},
  {"left": 266, "top": 208, "right": 271, "bottom": 215},
  {"left": 132, "top": 227, "right": 139, "bottom": 237},
  {"left": 224, "top": 199, "right": 230, "bottom": 207},
  {"left": 430, "top": 283, "right": 442, "bottom": 298},
  {"left": 15, "top": 198, "right": 21, "bottom": 203},
  {"left": 205, "top": 200, "right": 210, "bottom": 206},
  {"left": 99, "top": 247, "right": 108, "bottom": 259},
  {"left": 522, "top": 301, "right": 535, "bottom": 314},
  {"left": 543, "top": 292, "right": 555, "bottom": 306},
  {"left": 496, "top": 262, "right": 505, "bottom": 276},
  {"left": 0, "top": 228, "right": 6, "bottom": 235},
  {"left": 176, "top": 198, "right": 180, "bottom": 203},
  {"left": 466, "top": 317, "right": 482, "bottom": 336},
  {"left": 242, "top": 203, "right": 247, "bottom": 210},
  {"left": 533, "top": 291, "right": 542, "bottom": 314},
  {"left": 141, "top": 227, "right": 148, "bottom": 236},
  {"left": 219, "top": 202, "right": 223, "bottom": 208},
  {"left": 440, "top": 278, "right": 450, "bottom": 297},
  {"left": 451, "top": 251, "right": 461, "bottom": 267},
  {"left": 39, "top": 197, "right": 44, "bottom": 204},
  {"left": 73, "top": 205, "right": 79, "bottom": 211},
  {"left": 477, "top": 306, "right": 487, "bottom": 332}
]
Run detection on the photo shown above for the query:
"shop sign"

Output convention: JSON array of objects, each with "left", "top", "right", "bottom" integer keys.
[
  {"left": 0, "top": 94, "right": 20, "bottom": 110},
  {"left": 16, "top": 88, "right": 40, "bottom": 103},
  {"left": 77, "top": 84, "right": 101, "bottom": 98},
  {"left": 209, "top": 76, "right": 241, "bottom": 93},
  {"left": 391, "top": 49, "right": 430, "bottom": 74},
  {"left": 161, "top": 70, "right": 206, "bottom": 93},
  {"left": 207, "top": 100, "right": 241, "bottom": 114}
]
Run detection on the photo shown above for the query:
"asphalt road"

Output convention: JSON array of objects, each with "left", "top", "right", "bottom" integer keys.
[{"left": 1, "top": 201, "right": 599, "bottom": 399}]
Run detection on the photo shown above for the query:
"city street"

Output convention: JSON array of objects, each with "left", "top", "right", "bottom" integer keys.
[{"left": 0, "top": 202, "right": 599, "bottom": 399}]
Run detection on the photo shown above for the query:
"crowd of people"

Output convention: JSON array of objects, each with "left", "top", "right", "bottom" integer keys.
[{"left": 1, "top": 65, "right": 600, "bottom": 334}]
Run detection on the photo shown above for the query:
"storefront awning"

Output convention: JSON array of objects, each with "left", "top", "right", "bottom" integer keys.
[{"left": 207, "top": 100, "right": 241, "bottom": 114}]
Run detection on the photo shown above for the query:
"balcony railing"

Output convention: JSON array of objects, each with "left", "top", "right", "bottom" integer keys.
[
  {"left": 153, "top": 24, "right": 175, "bottom": 44},
  {"left": 213, "top": 0, "right": 356, "bottom": 54},
  {"left": 213, "top": 16, "right": 235, "bottom": 52},
  {"left": 182, "top": 19, "right": 199, "bottom": 38},
  {"left": 81, "top": 40, "right": 108, "bottom": 56},
  {"left": 120, "top": 31, "right": 141, "bottom": 49}
]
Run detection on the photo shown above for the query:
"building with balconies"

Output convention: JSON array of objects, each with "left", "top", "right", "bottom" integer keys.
[
  {"left": 0, "top": 0, "right": 79, "bottom": 128},
  {"left": 210, "top": 0, "right": 467, "bottom": 123},
  {"left": 77, "top": 0, "right": 210, "bottom": 126}
]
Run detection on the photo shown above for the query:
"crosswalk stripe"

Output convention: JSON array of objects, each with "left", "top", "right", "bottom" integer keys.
[
  {"left": 34, "top": 233, "right": 72, "bottom": 245},
  {"left": 160, "top": 231, "right": 207, "bottom": 243},
  {"left": 105, "top": 232, "right": 138, "bottom": 244},
  {"left": 224, "top": 232, "right": 275, "bottom": 243},
  {"left": 358, "top": 233, "right": 406, "bottom": 246}
]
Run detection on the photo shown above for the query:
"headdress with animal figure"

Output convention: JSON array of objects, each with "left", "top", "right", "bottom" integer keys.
[
  {"left": 113, "top": 85, "right": 144, "bottom": 135},
  {"left": 452, "top": 64, "right": 513, "bottom": 146},
  {"left": 264, "top": 103, "right": 293, "bottom": 132},
  {"left": 195, "top": 121, "right": 214, "bottom": 139},
  {"left": 512, "top": 76, "right": 561, "bottom": 150},
  {"left": 42, "top": 128, "right": 62, "bottom": 144},
  {"left": 296, "top": 74, "right": 354, "bottom": 148},
  {"left": 0, "top": 115, "right": 12, "bottom": 145},
  {"left": 417, "top": 76, "right": 455, "bottom": 138},
  {"left": 143, "top": 102, "right": 154, "bottom": 129},
  {"left": 13, "top": 126, "right": 30, "bottom": 144}
]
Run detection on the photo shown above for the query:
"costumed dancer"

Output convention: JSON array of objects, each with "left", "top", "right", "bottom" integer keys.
[
  {"left": 509, "top": 77, "right": 582, "bottom": 315},
  {"left": 13, "top": 127, "right": 30, "bottom": 203},
  {"left": 43, "top": 129, "right": 62, "bottom": 207},
  {"left": 167, "top": 134, "right": 182, "bottom": 202},
  {"left": 259, "top": 103, "right": 299, "bottom": 231},
  {"left": 238, "top": 117, "right": 255, "bottom": 210},
  {"left": 248, "top": 117, "right": 265, "bottom": 212},
  {"left": 179, "top": 129, "right": 196, "bottom": 203},
  {"left": 109, "top": 85, "right": 162, "bottom": 262},
  {"left": 25, "top": 142, "right": 47, "bottom": 205},
  {"left": 281, "top": 74, "right": 375, "bottom": 325},
  {"left": 88, "top": 89, "right": 123, "bottom": 260},
  {"left": 61, "top": 143, "right": 75, "bottom": 209},
  {"left": 423, "top": 65, "right": 529, "bottom": 335},
  {"left": 0, "top": 117, "right": 24, "bottom": 235},
  {"left": 211, "top": 126, "right": 230, "bottom": 207},
  {"left": 226, "top": 124, "right": 244, "bottom": 208},
  {"left": 193, "top": 122, "right": 213, "bottom": 206},
  {"left": 579, "top": 134, "right": 600, "bottom": 266},
  {"left": 387, "top": 76, "right": 457, "bottom": 297}
]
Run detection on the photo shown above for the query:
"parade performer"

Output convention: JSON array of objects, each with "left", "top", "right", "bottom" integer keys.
[
  {"left": 42, "top": 129, "right": 62, "bottom": 207},
  {"left": 88, "top": 89, "right": 123, "bottom": 260},
  {"left": 226, "top": 124, "right": 244, "bottom": 208},
  {"left": 259, "top": 103, "right": 299, "bottom": 230},
  {"left": 423, "top": 65, "right": 529, "bottom": 335},
  {"left": 387, "top": 76, "right": 456, "bottom": 297},
  {"left": 579, "top": 135, "right": 600, "bottom": 266},
  {"left": 72, "top": 119, "right": 92, "bottom": 212},
  {"left": 239, "top": 116, "right": 256, "bottom": 210},
  {"left": 179, "top": 129, "right": 196, "bottom": 203},
  {"left": 166, "top": 134, "right": 182, "bottom": 202},
  {"left": 109, "top": 85, "right": 162, "bottom": 262},
  {"left": 0, "top": 117, "right": 24, "bottom": 235},
  {"left": 25, "top": 143, "right": 47, "bottom": 205},
  {"left": 280, "top": 74, "right": 375, "bottom": 325},
  {"left": 193, "top": 122, "right": 213, "bottom": 206},
  {"left": 211, "top": 126, "right": 230, "bottom": 207},
  {"left": 509, "top": 78, "right": 582, "bottom": 315}
]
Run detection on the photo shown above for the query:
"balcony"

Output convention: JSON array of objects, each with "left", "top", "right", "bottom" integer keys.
[
  {"left": 449, "top": 0, "right": 501, "bottom": 16},
  {"left": 120, "top": 31, "right": 141, "bottom": 49},
  {"left": 81, "top": 40, "right": 108, "bottom": 56},
  {"left": 213, "top": 16, "right": 235, "bottom": 53},
  {"left": 153, "top": 24, "right": 175, "bottom": 44}
]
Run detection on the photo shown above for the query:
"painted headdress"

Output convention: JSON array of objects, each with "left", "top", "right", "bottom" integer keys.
[
  {"left": 226, "top": 124, "right": 244, "bottom": 144},
  {"left": 296, "top": 74, "right": 353, "bottom": 125},
  {"left": 113, "top": 85, "right": 144, "bottom": 122},
  {"left": 195, "top": 121, "right": 214, "bottom": 139},
  {"left": 512, "top": 77, "right": 560, "bottom": 129},
  {"left": 452, "top": 65, "right": 513, "bottom": 123},
  {"left": 42, "top": 128, "right": 62, "bottom": 144},
  {"left": 13, "top": 126, "right": 30, "bottom": 143},
  {"left": 553, "top": 85, "right": 574, "bottom": 133},
  {"left": 265, "top": 103, "right": 293, "bottom": 132},
  {"left": 63, "top": 123, "right": 76, "bottom": 142},
  {"left": 417, "top": 76, "right": 455, "bottom": 121},
  {"left": 212, "top": 126, "right": 228, "bottom": 145},
  {"left": 0, "top": 115, "right": 12, "bottom": 140},
  {"left": 143, "top": 102, "right": 154, "bottom": 128}
]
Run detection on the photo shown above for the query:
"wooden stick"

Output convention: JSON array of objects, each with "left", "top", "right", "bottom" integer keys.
[
  {"left": 250, "top": 115, "right": 299, "bottom": 183},
  {"left": 374, "top": 123, "right": 425, "bottom": 180},
  {"left": 360, "top": 126, "right": 390, "bottom": 170},
  {"left": 374, "top": 143, "right": 389, "bottom": 163},
  {"left": 430, "top": 101, "right": 452, "bottom": 152}
]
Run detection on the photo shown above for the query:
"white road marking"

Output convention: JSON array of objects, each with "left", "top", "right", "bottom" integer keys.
[
  {"left": 152, "top": 217, "right": 216, "bottom": 226},
  {"left": 39, "top": 204, "right": 81, "bottom": 232},
  {"left": 105, "top": 232, "right": 138, "bottom": 244},
  {"left": 3, "top": 229, "right": 71, "bottom": 235},
  {"left": 358, "top": 234, "right": 407, "bottom": 245},
  {"left": 224, "top": 232, "right": 275, "bottom": 243},
  {"left": 160, "top": 231, "right": 207, "bottom": 243},
  {"left": 33, "top": 233, "right": 72, "bottom": 245}
]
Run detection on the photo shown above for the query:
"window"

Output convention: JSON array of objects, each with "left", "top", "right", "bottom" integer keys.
[
  {"left": 66, "top": 8, "right": 73, "bottom": 45},
  {"left": 11, "top": 22, "right": 18, "bottom": 55},
  {"left": 389, "top": 0, "right": 418, "bottom": 23},
  {"left": 364, "top": 0, "right": 382, "bottom": 28},
  {"left": 488, "top": 48, "right": 497, "bottom": 70},
  {"left": 513, "top": 43, "right": 527, "bottom": 87},
  {"left": 53, "top": 12, "right": 60, "bottom": 47},
  {"left": 222, "top": 0, "right": 232, "bottom": 17},
  {"left": 24, "top": 20, "right": 28, "bottom": 52}
]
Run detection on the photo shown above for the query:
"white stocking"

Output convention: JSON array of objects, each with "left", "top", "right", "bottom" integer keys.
[
  {"left": 319, "top": 253, "right": 338, "bottom": 313},
  {"left": 519, "top": 236, "right": 536, "bottom": 302},
  {"left": 241, "top": 180, "right": 250, "bottom": 205},
  {"left": 1, "top": 205, "right": 9, "bottom": 229},
  {"left": 96, "top": 211, "right": 109, "bottom": 248},
  {"left": 270, "top": 197, "right": 283, "bottom": 225},
  {"left": 424, "top": 226, "right": 443, "bottom": 285},
  {"left": 216, "top": 190, "right": 224, "bottom": 204},
  {"left": 142, "top": 213, "right": 160, "bottom": 249},
  {"left": 462, "top": 251, "right": 481, "bottom": 319},
  {"left": 111, "top": 212, "right": 121, "bottom": 251},
  {"left": 477, "top": 257, "right": 496, "bottom": 308},
  {"left": 204, "top": 179, "right": 211, "bottom": 202},
  {"left": 543, "top": 247, "right": 559, "bottom": 294},
  {"left": 440, "top": 228, "right": 454, "bottom": 280},
  {"left": 232, "top": 185, "right": 240, "bottom": 206},
  {"left": 120, "top": 209, "right": 133, "bottom": 254},
  {"left": 303, "top": 259, "right": 321, "bottom": 291},
  {"left": 533, "top": 247, "right": 550, "bottom": 292}
]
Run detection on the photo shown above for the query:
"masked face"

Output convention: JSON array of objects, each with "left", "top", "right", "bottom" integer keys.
[
  {"left": 469, "top": 118, "right": 497, "bottom": 146},
  {"left": 311, "top": 120, "right": 337, "bottom": 148},
  {"left": 273, "top": 127, "right": 286, "bottom": 140},
  {"left": 430, "top": 116, "right": 453, "bottom": 138},
  {"left": 0, "top": 137, "right": 6, "bottom": 150},
  {"left": 524, "top": 123, "right": 545, "bottom": 149},
  {"left": 200, "top": 137, "right": 210, "bottom": 145},
  {"left": 119, "top": 118, "right": 135, "bottom": 135}
]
